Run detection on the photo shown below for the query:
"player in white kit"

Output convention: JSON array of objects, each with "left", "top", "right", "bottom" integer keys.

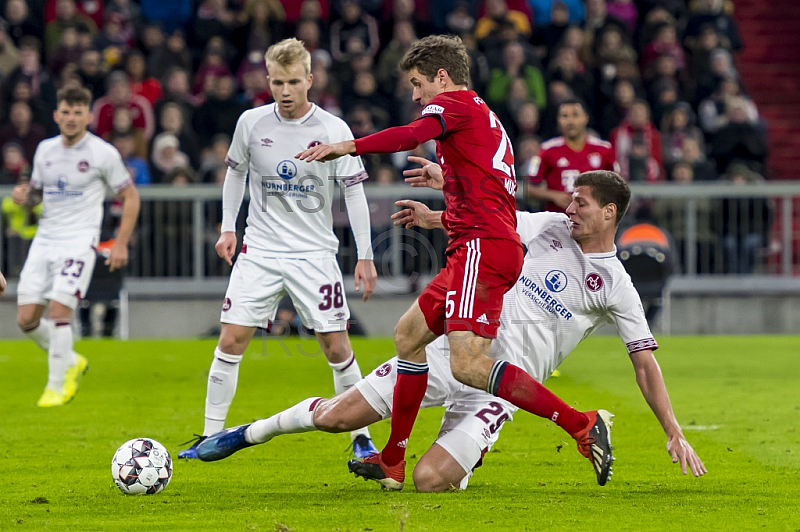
[
  {"left": 11, "top": 86, "right": 140, "bottom": 407},
  {"left": 195, "top": 170, "right": 706, "bottom": 491},
  {"left": 179, "top": 39, "right": 379, "bottom": 459}
]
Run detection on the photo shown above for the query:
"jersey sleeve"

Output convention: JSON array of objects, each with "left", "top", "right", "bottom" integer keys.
[
  {"left": 225, "top": 111, "right": 251, "bottom": 171},
  {"left": 515, "top": 211, "right": 565, "bottom": 246},
  {"left": 422, "top": 94, "right": 470, "bottom": 138},
  {"left": 334, "top": 122, "right": 369, "bottom": 187},
  {"left": 29, "top": 143, "right": 43, "bottom": 189},
  {"left": 607, "top": 275, "right": 659, "bottom": 354},
  {"left": 104, "top": 145, "right": 133, "bottom": 192}
]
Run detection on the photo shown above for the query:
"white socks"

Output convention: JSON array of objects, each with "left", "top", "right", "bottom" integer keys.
[
  {"left": 47, "top": 321, "right": 76, "bottom": 392},
  {"left": 25, "top": 318, "right": 53, "bottom": 352},
  {"left": 203, "top": 348, "right": 241, "bottom": 436},
  {"left": 245, "top": 397, "right": 323, "bottom": 444},
  {"left": 329, "top": 353, "right": 370, "bottom": 440}
]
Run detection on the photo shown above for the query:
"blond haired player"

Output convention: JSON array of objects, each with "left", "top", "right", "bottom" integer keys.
[
  {"left": 179, "top": 38, "right": 379, "bottom": 459},
  {"left": 12, "top": 86, "right": 140, "bottom": 407}
]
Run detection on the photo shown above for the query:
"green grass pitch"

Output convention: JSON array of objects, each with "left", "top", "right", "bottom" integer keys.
[{"left": 1, "top": 335, "right": 799, "bottom": 531}]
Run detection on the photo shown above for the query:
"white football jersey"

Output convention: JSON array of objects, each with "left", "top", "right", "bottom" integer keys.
[
  {"left": 492, "top": 212, "right": 657, "bottom": 382},
  {"left": 30, "top": 132, "right": 132, "bottom": 243},
  {"left": 225, "top": 103, "right": 368, "bottom": 256}
]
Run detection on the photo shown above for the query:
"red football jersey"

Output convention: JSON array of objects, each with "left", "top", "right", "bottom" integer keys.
[
  {"left": 528, "top": 136, "right": 617, "bottom": 213},
  {"left": 420, "top": 90, "right": 520, "bottom": 253}
]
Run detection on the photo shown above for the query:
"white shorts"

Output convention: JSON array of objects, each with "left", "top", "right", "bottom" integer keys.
[
  {"left": 355, "top": 336, "right": 517, "bottom": 489},
  {"left": 17, "top": 237, "right": 98, "bottom": 310},
  {"left": 220, "top": 248, "right": 349, "bottom": 333}
]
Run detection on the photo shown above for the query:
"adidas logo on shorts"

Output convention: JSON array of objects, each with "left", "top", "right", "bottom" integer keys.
[{"left": 476, "top": 314, "right": 490, "bottom": 325}]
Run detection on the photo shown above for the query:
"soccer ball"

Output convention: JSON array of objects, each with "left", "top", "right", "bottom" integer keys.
[{"left": 111, "top": 438, "right": 173, "bottom": 495}]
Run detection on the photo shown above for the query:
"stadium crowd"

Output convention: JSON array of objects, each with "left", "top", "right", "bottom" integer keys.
[{"left": 0, "top": 0, "right": 772, "bottom": 277}]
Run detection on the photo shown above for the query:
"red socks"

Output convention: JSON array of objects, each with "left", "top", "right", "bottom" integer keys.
[
  {"left": 489, "top": 361, "right": 589, "bottom": 436},
  {"left": 381, "top": 360, "right": 428, "bottom": 466}
]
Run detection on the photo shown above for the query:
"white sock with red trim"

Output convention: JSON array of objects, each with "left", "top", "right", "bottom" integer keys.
[{"left": 245, "top": 397, "right": 323, "bottom": 444}]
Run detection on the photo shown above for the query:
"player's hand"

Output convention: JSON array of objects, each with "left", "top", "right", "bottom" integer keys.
[
  {"left": 354, "top": 259, "right": 377, "bottom": 302},
  {"left": 295, "top": 141, "right": 356, "bottom": 162},
  {"left": 403, "top": 156, "right": 443, "bottom": 190},
  {"left": 106, "top": 241, "right": 129, "bottom": 272},
  {"left": 0, "top": 270, "right": 6, "bottom": 297},
  {"left": 216, "top": 231, "right": 238, "bottom": 266},
  {"left": 667, "top": 434, "right": 707, "bottom": 477},
  {"left": 391, "top": 199, "right": 441, "bottom": 230},
  {"left": 11, "top": 183, "right": 30, "bottom": 205}
]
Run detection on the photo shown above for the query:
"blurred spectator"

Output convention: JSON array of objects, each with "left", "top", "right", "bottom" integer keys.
[
  {"left": 698, "top": 75, "right": 757, "bottom": 136},
  {"left": 154, "top": 67, "right": 199, "bottom": 123},
  {"left": 111, "top": 130, "right": 151, "bottom": 186},
  {"left": 47, "top": 23, "right": 83, "bottom": 76},
  {"left": 378, "top": 0, "right": 432, "bottom": 51},
  {"left": 0, "top": 100, "right": 48, "bottom": 161},
  {"left": 2, "top": 174, "right": 41, "bottom": 276},
  {"left": 475, "top": 0, "right": 531, "bottom": 41},
  {"left": 44, "top": 0, "right": 104, "bottom": 28},
  {"left": 106, "top": 0, "right": 140, "bottom": 30},
  {"left": 124, "top": 50, "right": 161, "bottom": 105},
  {"left": 192, "top": 37, "right": 233, "bottom": 97},
  {"left": 605, "top": 0, "right": 636, "bottom": 36},
  {"left": 648, "top": 74, "right": 680, "bottom": 127},
  {"left": 461, "top": 32, "right": 490, "bottom": 95},
  {"left": 105, "top": 106, "right": 148, "bottom": 158},
  {"left": 92, "top": 11, "right": 134, "bottom": 65},
  {"left": 511, "top": 100, "right": 541, "bottom": 139},
  {"left": 721, "top": 164, "right": 771, "bottom": 274},
  {"left": 330, "top": 0, "right": 379, "bottom": 63},
  {"left": 443, "top": 1, "right": 476, "bottom": 35},
  {"left": 660, "top": 102, "right": 705, "bottom": 168},
  {"left": 514, "top": 134, "right": 541, "bottom": 177},
  {"left": 529, "top": 0, "right": 584, "bottom": 26},
  {"left": 5, "top": 37, "right": 58, "bottom": 120},
  {"left": 640, "top": 23, "right": 685, "bottom": 79},
  {"left": 0, "top": 18, "right": 21, "bottom": 82},
  {"left": 686, "top": 24, "right": 722, "bottom": 82},
  {"left": 194, "top": 0, "right": 237, "bottom": 47},
  {"left": 547, "top": 46, "right": 593, "bottom": 110},
  {"left": 155, "top": 101, "right": 202, "bottom": 168},
  {"left": 538, "top": 78, "right": 575, "bottom": 138},
  {"left": 163, "top": 165, "right": 198, "bottom": 186},
  {"left": 486, "top": 40, "right": 546, "bottom": 120},
  {"left": 139, "top": 0, "right": 193, "bottom": 34},
  {"left": 710, "top": 97, "right": 768, "bottom": 175},
  {"left": 637, "top": 5, "right": 677, "bottom": 52},
  {"left": 151, "top": 133, "right": 190, "bottom": 183},
  {"left": 77, "top": 48, "right": 106, "bottom": 100},
  {"left": 232, "top": 0, "right": 285, "bottom": 56},
  {"left": 280, "top": 0, "right": 330, "bottom": 26},
  {"left": 0, "top": 141, "right": 30, "bottom": 184},
  {"left": 92, "top": 70, "right": 155, "bottom": 140},
  {"left": 373, "top": 163, "right": 400, "bottom": 186},
  {"left": 5, "top": 0, "right": 45, "bottom": 46},
  {"left": 137, "top": 21, "right": 163, "bottom": 58},
  {"left": 581, "top": 0, "right": 627, "bottom": 66},
  {"left": 341, "top": 70, "right": 390, "bottom": 125},
  {"left": 308, "top": 60, "right": 341, "bottom": 116},
  {"left": 694, "top": 48, "right": 738, "bottom": 104},
  {"left": 684, "top": 0, "right": 742, "bottom": 53},
  {"left": 532, "top": 1, "right": 570, "bottom": 61},
  {"left": 147, "top": 28, "right": 192, "bottom": 81},
  {"left": 611, "top": 99, "right": 663, "bottom": 182},
  {"left": 593, "top": 24, "right": 636, "bottom": 71},
  {"left": 239, "top": 51, "right": 272, "bottom": 107},
  {"left": 598, "top": 77, "right": 635, "bottom": 137},
  {"left": 376, "top": 20, "right": 415, "bottom": 95},
  {"left": 193, "top": 75, "right": 248, "bottom": 145},
  {"left": 199, "top": 133, "right": 230, "bottom": 183},
  {"left": 295, "top": 19, "right": 322, "bottom": 52},
  {"left": 680, "top": 137, "right": 716, "bottom": 181},
  {"left": 44, "top": 0, "right": 97, "bottom": 59}
]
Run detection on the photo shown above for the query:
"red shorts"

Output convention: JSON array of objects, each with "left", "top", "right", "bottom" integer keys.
[{"left": 418, "top": 237, "right": 523, "bottom": 339}]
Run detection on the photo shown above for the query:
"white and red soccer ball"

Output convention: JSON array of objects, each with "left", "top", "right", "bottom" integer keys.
[{"left": 111, "top": 438, "right": 173, "bottom": 495}]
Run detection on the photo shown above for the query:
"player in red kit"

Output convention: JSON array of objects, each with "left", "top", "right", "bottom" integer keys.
[
  {"left": 528, "top": 99, "right": 617, "bottom": 213},
  {"left": 297, "top": 35, "right": 612, "bottom": 491}
]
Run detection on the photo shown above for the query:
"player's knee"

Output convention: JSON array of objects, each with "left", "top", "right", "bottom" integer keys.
[
  {"left": 412, "top": 464, "right": 452, "bottom": 493},
  {"left": 312, "top": 400, "right": 349, "bottom": 433},
  {"left": 17, "top": 309, "right": 38, "bottom": 332}
]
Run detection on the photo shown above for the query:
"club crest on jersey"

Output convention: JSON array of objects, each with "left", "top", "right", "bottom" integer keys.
[
  {"left": 277, "top": 160, "right": 297, "bottom": 180},
  {"left": 77, "top": 160, "right": 90, "bottom": 172},
  {"left": 222, "top": 297, "right": 232, "bottom": 311},
  {"left": 557, "top": 157, "right": 569, "bottom": 167},
  {"left": 589, "top": 153, "right": 602, "bottom": 168},
  {"left": 422, "top": 104, "right": 444, "bottom": 115},
  {"left": 550, "top": 240, "right": 562, "bottom": 251},
  {"left": 56, "top": 175, "right": 68, "bottom": 189},
  {"left": 307, "top": 140, "right": 321, "bottom": 149},
  {"left": 585, "top": 273, "right": 604, "bottom": 292},
  {"left": 545, "top": 270, "right": 568, "bottom": 293},
  {"left": 261, "top": 138, "right": 274, "bottom": 147},
  {"left": 375, "top": 363, "right": 392, "bottom": 377}
]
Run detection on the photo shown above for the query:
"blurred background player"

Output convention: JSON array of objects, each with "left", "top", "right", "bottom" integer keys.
[
  {"left": 298, "top": 36, "right": 608, "bottom": 492},
  {"left": 195, "top": 172, "right": 706, "bottom": 491},
  {"left": 11, "top": 86, "right": 140, "bottom": 407},
  {"left": 179, "top": 38, "right": 379, "bottom": 460},
  {"left": 527, "top": 98, "right": 617, "bottom": 213}
]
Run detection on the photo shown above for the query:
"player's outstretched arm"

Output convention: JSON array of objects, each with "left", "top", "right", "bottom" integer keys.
[
  {"left": 630, "top": 350, "right": 707, "bottom": 477},
  {"left": 403, "top": 156, "right": 444, "bottom": 190},
  {"left": 526, "top": 184, "right": 572, "bottom": 209},
  {"left": 391, "top": 200, "right": 444, "bottom": 230},
  {"left": 295, "top": 140, "right": 356, "bottom": 162},
  {"left": 0, "top": 269, "right": 6, "bottom": 297},
  {"left": 107, "top": 184, "right": 141, "bottom": 272}
]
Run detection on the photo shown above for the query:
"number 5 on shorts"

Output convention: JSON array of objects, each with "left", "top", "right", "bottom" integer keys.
[{"left": 445, "top": 290, "right": 457, "bottom": 319}]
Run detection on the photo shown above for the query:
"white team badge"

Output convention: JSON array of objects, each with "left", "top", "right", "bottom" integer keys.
[
  {"left": 589, "top": 153, "right": 602, "bottom": 168},
  {"left": 557, "top": 157, "right": 569, "bottom": 167},
  {"left": 422, "top": 104, "right": 444, "bottom": 115}
]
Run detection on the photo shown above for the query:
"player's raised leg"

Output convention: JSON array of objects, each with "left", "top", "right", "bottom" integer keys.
[
  {"left": 196, "top": 384, "right": 382, "bottom": 461},
  {"left": 316, "top": 330, "right": 377, "bottom": 458}
]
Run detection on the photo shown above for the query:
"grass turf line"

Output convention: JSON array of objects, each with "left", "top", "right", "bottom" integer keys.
[{"left": 0, "top": 336, "right": 798, "bottom": 531}]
